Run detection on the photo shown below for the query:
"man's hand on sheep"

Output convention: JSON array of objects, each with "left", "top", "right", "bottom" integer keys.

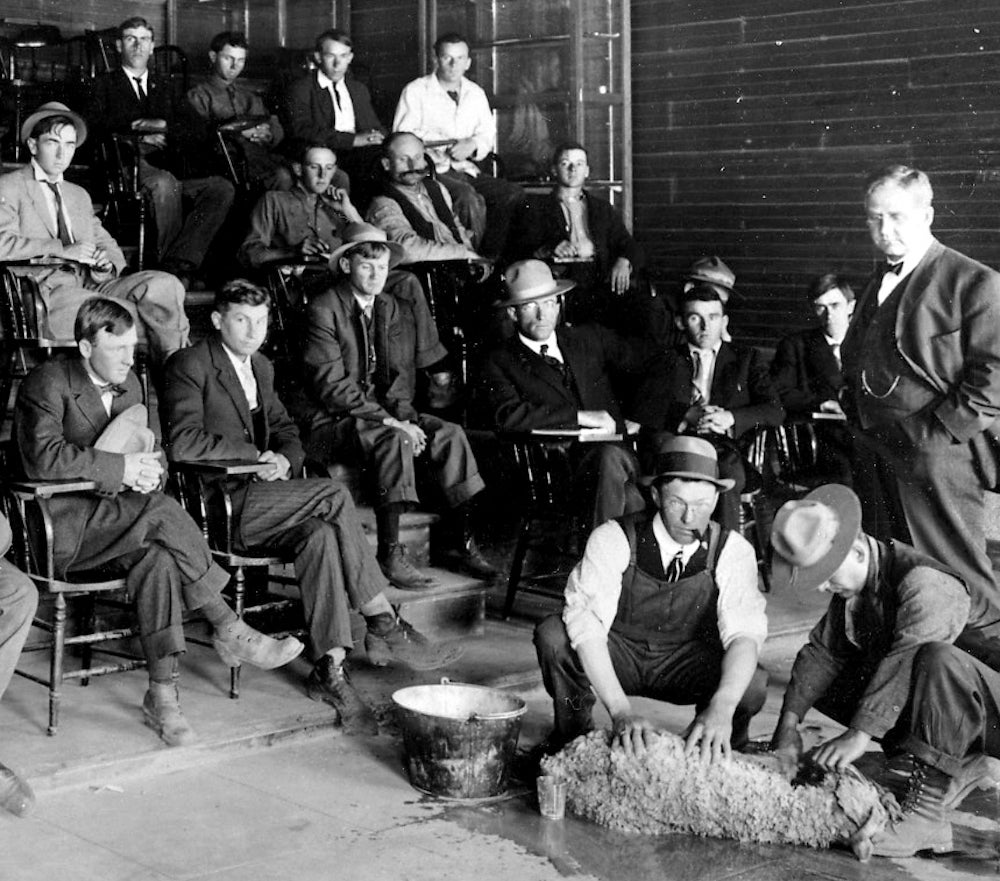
[
  {"left": 770, "top": 712, "right": 804, "bottom": 777},
  {"left": 611, "top": 713, "right": 657, "bottom": 757},
  {"left": 683, "top": 702, "right": 734, "bottom": 764},
  {"left": 812, "top": 728, "right": 872, "bottom": 772}
]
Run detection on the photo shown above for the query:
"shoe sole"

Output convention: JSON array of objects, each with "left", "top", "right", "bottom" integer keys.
[
  {"left": 365, "top": 641, "right": 464, "bottom": 671},
  {"left": 142, "top": 706, "right": 198, "bottom": 747},
  {"left": 214, "top": 636, "right": 305, "bottom": 669}
]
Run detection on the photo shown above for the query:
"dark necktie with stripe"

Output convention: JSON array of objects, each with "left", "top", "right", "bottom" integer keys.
[
  {"left": 666, "top": 549, "right": 685, "bottom": 582},
  {"left": 44, "top": 181, "right": 73, "bottom": 246}
]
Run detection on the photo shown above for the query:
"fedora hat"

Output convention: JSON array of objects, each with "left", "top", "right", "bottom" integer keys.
[
  {"left": 639, "top": 435, "right": 735, "bottom": 491},
  {"left": 684, "top": 256, "right": 735, "bottom": 299},
  {"left": 328, "top": 222, "right": 405, "bottom": 270},
  {"left": 93, "top": 404, "right": 156, "bottom": 455},
  {"left": 21, "top": 101, "right": 88, "bottom": 146},
  {"left": 496, "top": 259, "right": 576, "bottom": 308},
  {"left": 770, "top": 484, "right": 862, "bottom": 592}
]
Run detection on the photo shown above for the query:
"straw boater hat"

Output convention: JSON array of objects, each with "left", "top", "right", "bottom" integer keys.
[
  {"left": 638, "top": 435, "right": 735, "bottom": 491},
  {"left": 684, "top": 256, "right": 735, "bottom": 300},
  {"left": 770, "top": 484, "right": 862, "bottom": 592},
  {"left": 496, "top": 259, "right": 576, "bottom": 308},
  {"left": 93, "top": 404, "right": 156, "bottom": 455},
  {"left": 21, "top": 101, "right": 88, "bottom": 146},
  {"left": 328, "top": 222, "right": 405, "bottom": 270}
]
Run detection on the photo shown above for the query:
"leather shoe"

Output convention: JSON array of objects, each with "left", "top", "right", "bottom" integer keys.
[
  {"left": 365, "top": 616, "right": 464, "bottom": 670},
  {"left": 380, "top": 543, "right": 438, "bottom": 590},
  {"left": 306, "top": 657, "right": 378, "bottom": 735},
  {"left": 0, "top": 762, "right": 33, "bottom": 817},
  {"left": 213, "top": 618, "right": 304, "bottom": 669},
  {"left": 437, "top": 536, "right": 499, "bottom": 580},
  {"left": 143, "top": 681, "right": 198, "bottom": 747}
]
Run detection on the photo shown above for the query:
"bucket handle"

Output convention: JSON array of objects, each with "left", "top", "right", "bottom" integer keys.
[{"left": 438, "top": 677, "right": 521, "bottom": 722}]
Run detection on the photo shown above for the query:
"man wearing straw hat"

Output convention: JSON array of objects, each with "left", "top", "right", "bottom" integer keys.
[
  {"left": 0, "top": 101, "right": 188, "bottom": 365},
  {"left": 534, "top": 435, "right": 768, "bottom": 762},
  {"left": 479, "top": 258, "right": 647, "bottom": 528},
  {"left": 297, "top": 222, "right": 496, "bottom": 590},
  {"left": 769, "top": 484, "right": 1000, "bottom": 857}
]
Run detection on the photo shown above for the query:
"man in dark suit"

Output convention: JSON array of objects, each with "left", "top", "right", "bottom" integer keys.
[
  {"left": 770, "top": 273, "right": 854, "bottom": 485},
  {"left": 88, "top": 17, "right": 234, "bottom": 287},
  {"left": 841, "top": 164, "right": 1000, "bottom": 641},
  {"left": 478, "top": 259, "right": 646, "bottom": 528},
  {"left": 283, "top": 29, "right": 385, "bottom": 193},
  {"left": 163, "top": 280, "right": 461, "bottom": 734},
  {"left": 631, "top": 284, "right": 784, "bottom": 531},
  {"left": 15, "top": 297, "right": 303, "bottom": 747}
]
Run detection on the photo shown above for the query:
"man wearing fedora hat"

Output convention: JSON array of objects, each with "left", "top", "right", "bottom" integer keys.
[
  {"left": 478, "top": 258, "right": 648, "bottom": 528},
  {"left": 769, "top": 484, "right": 1000, "bottom": 857},
  {"left": 0, "top": 101, "right": 188, "bottom": 365},
  {"left": 534, "top": 435, "right": 768, "bottom": 762},
  {"left": 296, "top": 223, "right": 496, "bottom": 589}
]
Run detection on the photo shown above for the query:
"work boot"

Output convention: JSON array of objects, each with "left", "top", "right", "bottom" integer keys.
[
  {"left": 0, "top": 761, "right": 34, "bottom": 817},
  {"left": 436, "top": 534, "right": 499, "bottom": 580},
  {"left": 873, "top": 755, "right": 955, "bottom": 857},
  {"left": 364, "top": 616, "right": 464, "bottom": 670},
  {"left": 380, "top": 543, "right": 438, "bottom": 590},
  {"left": 306, "top": 656, "right": 378, "bottom": 736},
  {"left": 142, "top": 681, "right": 198, "bottom": 747},
  {"left": 213, "top": 618, "right": 305, "bottom": 669}
]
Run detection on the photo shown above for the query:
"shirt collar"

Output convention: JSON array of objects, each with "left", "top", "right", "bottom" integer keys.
[
  {"left": 652, "top": 512, "right": 701, "bottom": 556},
  {"left": 221, "top": 340, "right": 252, "bottom": 370},
  {"left": 688, "top": 341, "right": 722, "bottom": 358},
  {"left": 518, "top": 331, "right": 557, "bottom": 356},
  {"left": 122, "top": 66, "right": 148, "bottom": 84},
  {"left": 317, "top": 70, "right": 344, "bottom": 91},
  {"left": 433, "top": 74, "right": 465, "bottom": 94},
  {"left": 30, "top": 158, "right": 62, "bottom": 185},
  {"left": 352, "top": 292, "right": 378, "bottom": 313},
  {"left": 886, "top": 236, "right": 933, "bottom": 279}
]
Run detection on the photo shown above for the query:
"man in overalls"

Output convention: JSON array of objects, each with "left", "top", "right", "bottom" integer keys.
[{"left": 534, "top": 435, "right": 769, "bottom": 762}]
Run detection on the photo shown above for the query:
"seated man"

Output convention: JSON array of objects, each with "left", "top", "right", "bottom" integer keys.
[
  {"left": 534, "top": 436, "right": 768, "bottom": 760},
  {"left": 88, "top": 16, "right": 235, "bottom": 287},
  {"left": 0, "top": 102, "right": 188, "bottom": 365},
  {"left": 187, "top": 31, "right": 293, "bottom": 193},
  {"left": 393, "top": 32, "right": 523, "bottom": 257},
  {"left": 478, "top": 259, "right": 646, "bottom": 529},
  {"left": 296, "top": 224, "right": 497, "bottom": 589},
  {"left": 14, "top": 297, "right": 302, "bottom": 747},
  {"left": 0, "top": 514, "right": 38, "bottom": 817},
  {"left": 631, "top": 283, "right": 784, "bottom": 531},
  {"left": 239, "top": 142, "right": 362, "bottom": 271},
  {"left": 769, "top": 484, "right": 1000, "bottom": 857},
  {"left": 506, "top": 141, "right": 645, "bottom": 329},
  {"left": 770, "top": 273, "right": 854, "bottom": 485},
  {"left": 163, "top": 280, "right": 461, "bottom": 734}
]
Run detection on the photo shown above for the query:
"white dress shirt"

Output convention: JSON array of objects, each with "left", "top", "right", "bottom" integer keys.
[
  {"left": 316, "top": 71, "right": 356, "bottom": 133},
  {"left": 30, "top": 159, "right": 73, "bottom": 241},
  {"left": 222, "top": 342, "right": 258, "bottom": 410},
  {"left": 518, "top": 332, "right": 564, "bottom": 362}
]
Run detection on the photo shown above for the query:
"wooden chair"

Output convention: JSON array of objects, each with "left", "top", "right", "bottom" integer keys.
[
  {"left": 1, "top": 443, "right": 145, "bottom": 735},
  {"left": 96, "top": 133, "right": 152, "bottom": 271},
  {"left": 170, "top": 459, "right": 302, "bottom": 699}
]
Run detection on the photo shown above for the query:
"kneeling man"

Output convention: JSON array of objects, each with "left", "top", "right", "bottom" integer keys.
[{"left": 534, "top": 435, "right": 769, "bottom": 762}]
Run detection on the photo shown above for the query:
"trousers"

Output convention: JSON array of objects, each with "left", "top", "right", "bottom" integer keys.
[{"left": 0, "top": 558, "right": 37, "bottom": 700}]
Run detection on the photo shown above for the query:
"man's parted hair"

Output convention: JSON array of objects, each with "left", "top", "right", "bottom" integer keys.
[
  {"left": 119, "top": 17, "right": 154, "bottom": 40},
  {"left": 806, "top": 272, "right": 855, "bottom": 303},
  {"left": 294, "top": 141, "right": 337, "bottom": 165},
  {"left": 552, "top": 140, "right": 588, "bottom": 167},
  {"left": 74, "top": 297, "right": 135, "bottom": 343},
  {"left": 680, "top": 281, "right": 725, "bottom": 310},
  {"left": 29, "top": 115, "right": 78, "bottom": 141},
  {"left": 864, "top": 164, "right": 933, "bottom": 207},
  {"left": 210, "top": 31, "right": 248, "bottom": 53},
  {"left": 433, "top": 32, "right": 469, "bottom": 56},
  {"left": 215, "top": 279, "right": 271, "bottom": 312},
  {"left": 344, "top": 241, "right": 391, "bottom": 262},
  {"left": 315, "top": 29, "right": 353, "bottom": 54}
]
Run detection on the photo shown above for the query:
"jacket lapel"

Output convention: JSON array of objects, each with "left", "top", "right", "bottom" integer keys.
[
  {"left": 68, "top": 359, "right": 113, "bottom": 435},
  {"left": 517, "top": 333, "right": 574, "bottom": 402},
  {"left": 209, "top": 337, "right": 255, "bottom": 438},
  {"left": 710, "top": 343, "right": 738, "bottom": 400},
  {"left": 21, "top": 170, "right": 60, "bottom": 240}
]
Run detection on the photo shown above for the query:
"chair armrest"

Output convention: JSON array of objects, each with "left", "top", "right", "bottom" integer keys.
[
  {"left": 8, "top": 478, "right": 99, "bottom": 498},
  {"left": 171, "top": 459, "right": 271, "bottom": 477}
]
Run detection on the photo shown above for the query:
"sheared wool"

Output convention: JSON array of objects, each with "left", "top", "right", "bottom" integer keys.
[{"left": 541, "top": 731, "right": 895, "bottom": 856}]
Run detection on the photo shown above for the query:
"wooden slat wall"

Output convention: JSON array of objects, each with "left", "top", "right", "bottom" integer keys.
[
  {"left": 0, "top": 1, "right": 165, "bottom": 36},
  {"left": 632, "top": 0, "right": 1000, "bottom": 346}
]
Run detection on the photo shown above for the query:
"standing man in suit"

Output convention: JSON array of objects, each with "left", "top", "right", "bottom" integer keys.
[
  {"left": 632, "top": 284, "right": 784, "bottom": 531},
  {"left": 163, "top": 280, "right": 462, "bottom": 734},
  {"left": 88, "top": 16, "right": 235, "bottom": 288},
  {"left": 478, "top": 259, "right": 646, "bottom": 528},
  {"left": 841, "top": 164, "right": 1000, "bottom": 643},
  {"left": 770, "top": 273, "right": 854, "bottom": 485},
  {"left": 0, "top": 102, "right": 188, "bottom": 365},
  {"left": 283, "top": 29, "right": 385, "bottom": 193},
  {"left": 15, "top": 297, "right": 303, "bottom": 747}
]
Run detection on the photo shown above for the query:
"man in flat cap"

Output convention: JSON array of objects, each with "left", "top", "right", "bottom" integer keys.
[
  {"left": 770, "top": 484, "right": 1000, "bottom": 857},
  {"left": 0, "top": 101, "right": 188, "bottom": 366},
  {"left": 534, "top": 435, "right": 769, "bottom": 763}
]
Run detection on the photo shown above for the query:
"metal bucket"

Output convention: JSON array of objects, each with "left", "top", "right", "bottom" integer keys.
[{"left": 392, "top": 681, "right": 527, "bottom": 799}]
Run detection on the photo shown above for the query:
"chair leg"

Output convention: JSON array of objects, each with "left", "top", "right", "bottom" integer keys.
[
  {"left": 503, "top": 518, "right": 532, "bottom": 620},
  {"left": 228, "top": 565, "right": 245, "bottom": 700},
  {"left": 49, "top": 593, "right": 67, "bottom": 736},
  {"left": 80, "top": 594, "right": 95, "bottom": 687}
]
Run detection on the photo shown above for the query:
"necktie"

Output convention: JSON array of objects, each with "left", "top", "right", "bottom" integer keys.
[
  {"left": 830, "top": 342, "right": 842, "bottom": 371},
  {"left": 447, "top": 90, "right": 460, "bottom": 105},
  {"left": 44, "top": 182, "right": 73, "bottom": 246},
  {"left": 134, "top": 76, "right": 147, "bottom": 103},
  {"left": 876, "top": 261, "right": 905, "bottom": 306},
  {"left": 666, "top": 550, "right": 685, "bottom": 582},
  {"left": 691, "top": 350, "right": 705, "bottom": 405},
  {"left": 333, "top": 83, "right": 342, "bottom": 112},
  {"left": 540, "top": 344, "right": 564, "bottom": 372},
  {"left": 97, "top": 382, "right": 126, "bottom": 397},
  {"left": 226, "top": 84, "right": 238, "bottom": 114},
  {"left": 885, "top": 261, "right": 903, "bottom": 276}
]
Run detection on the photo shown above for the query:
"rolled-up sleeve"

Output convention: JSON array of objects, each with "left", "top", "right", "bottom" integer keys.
[
  {"left": 562, "top": 521, "right": 630, "bottom": 650},
  {"left": 715, "top": 532, "right": 768, "bottom": 652}
]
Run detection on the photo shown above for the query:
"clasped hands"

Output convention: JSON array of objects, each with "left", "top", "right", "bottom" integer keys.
[
  {"left": 385, "top": 417, "right": 427, "bottom": 456},
  {"left": 122, "top": 452, "right": 164, "bottom": 494},
  {"left": 63, "top": 241, "right": 113, "bottom": 273},
  {"left": 683, "top": 404, "right": 734, "bottom": 436}
]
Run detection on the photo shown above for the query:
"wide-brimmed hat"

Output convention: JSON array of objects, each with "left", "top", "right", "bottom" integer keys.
[
  {"left": 770, "top": 484, "right": 862, "bottom": 592},
  {"left": 328, "top": 222, "right": 405, "bottom": 270},
  {"left": 496, "top": 259, "right": 576, "bottom": 308},
  {"left": 684, "top": 256, "right": 735, "bottom": 299},
  {"left": 21, "top": 101, "right": 88, "bottom": 146},
  {"left": 639, "top": 435, "right": 735, "bottom": 490},
  {"left": 93, "top": 404, "right": 155, "bottom": 455}
]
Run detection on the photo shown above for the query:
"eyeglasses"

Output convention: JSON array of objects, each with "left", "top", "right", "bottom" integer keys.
[{"left": 661, "top": 496, "right": 716, "bottom": 517}]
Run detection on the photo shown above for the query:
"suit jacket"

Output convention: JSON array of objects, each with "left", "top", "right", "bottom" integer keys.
[
  {"left": 298, "top": 277, "right": 447, "bottom": 428},
  {"left": 283, "top": 72, "right": 383, "bottom": 153},
  {"left": 478, "top": 325, "right": 646, "bottom": 432},
  {"left": 162, "top": 335, "right": 305, "bottom": 477},
  {"left": 770, "top": 326, "right": 845, "bottom": 416},
  {"left": 0, "top": 165, "right": 127, "bottom": 297},
  {"left": 842, "top": 238, "right": 1000, "bottom": 443},
  {"left": 632, "top": 341, "right": 784, "bottom": 439},
  {"left": 506, "top": 189, "right": 644, "bottom": 278}
]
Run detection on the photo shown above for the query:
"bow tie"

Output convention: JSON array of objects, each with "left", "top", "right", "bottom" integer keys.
[
  {"left": 884, "top": 261, "right": 903, "bottom": 276},
  {"left": 97, "top": 383, "right": 126, "bottom": 397}
]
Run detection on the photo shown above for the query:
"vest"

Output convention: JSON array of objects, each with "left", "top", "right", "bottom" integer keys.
[
  {"left": 610, "top": 513, "right": 727, "bottom": 652},
  {"left": 380, "top": 180, "right": 463, "bottom": 244}
]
